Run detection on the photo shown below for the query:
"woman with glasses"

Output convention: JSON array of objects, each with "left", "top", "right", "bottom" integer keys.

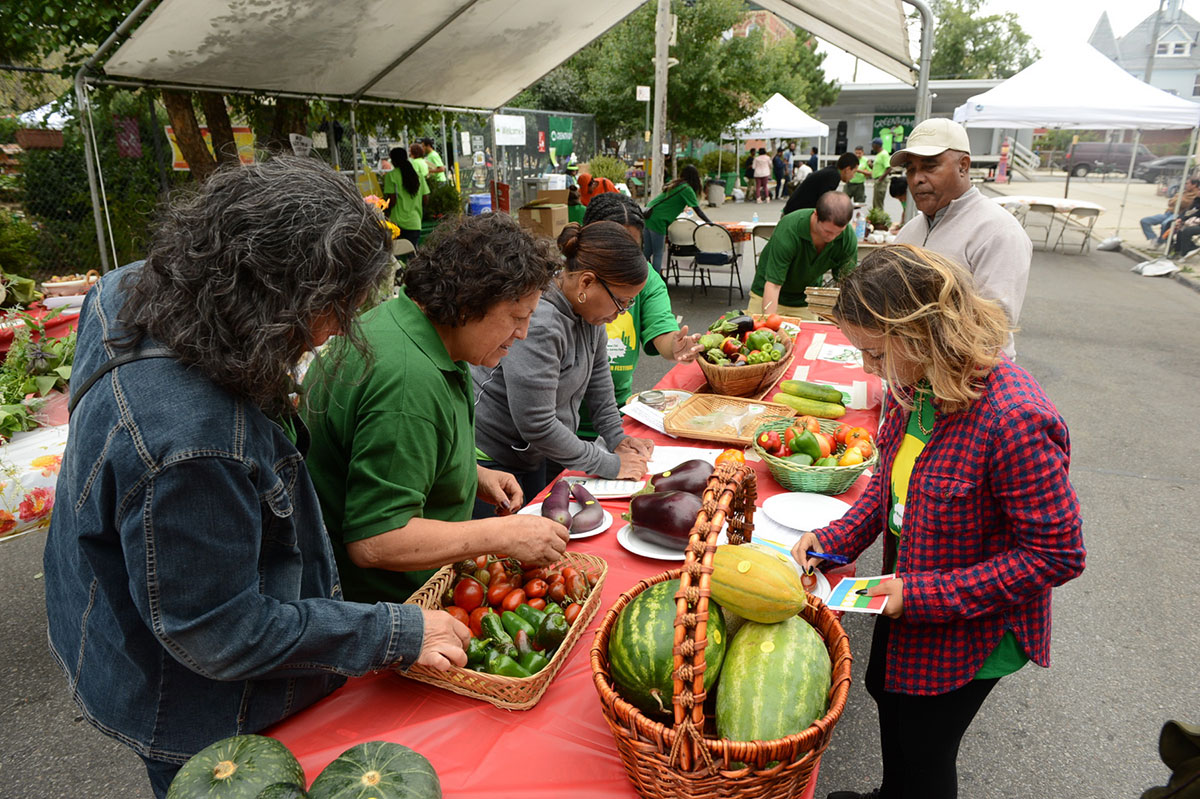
[{"left": 472, "top": 221, "right": 655, "bottom": 506}]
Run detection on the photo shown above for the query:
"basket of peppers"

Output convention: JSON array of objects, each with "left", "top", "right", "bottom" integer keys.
[
  {"left": 752, "top": 416, "right": 878, "bottom": 495},
  {"left": 696, "top": 311, "right": 794, "bottom": 398}
]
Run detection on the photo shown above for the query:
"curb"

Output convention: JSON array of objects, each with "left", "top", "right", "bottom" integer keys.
[{"left": 1118, "top": 244, "right": 1200, "bottom": 294}]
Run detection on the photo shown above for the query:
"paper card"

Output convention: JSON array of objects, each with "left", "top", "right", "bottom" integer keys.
[
  {"left": 817, "top": 342, "right": 864, "bottom": 368},
  {"left": 825, "top": 573, "right": 897, "bottom": 614},
  {"left": 566, "top": 477, "right": 646, "bottom": 499},
  {"left": 619, "top": 400, "right": 672, "bottom": 435}
]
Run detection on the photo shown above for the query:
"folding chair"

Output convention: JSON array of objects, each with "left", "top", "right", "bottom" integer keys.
[
  {"left": 1022, "top": 202, "right": 1058, "bottom": 248},
  {"left": 692, "top": 223, "right": 744, "bottom": 304},
  {"left": 665, "top": 218, "right": 699, "bottom": 285},
  {"left": 750, "top": 222, "right": 777, "bottom": 270},
  {"left": 1053, "top": 207, "right": 1101, "bottom": 254},
  {"left": 392, "top": 238, "right": 417, "bottom": 296}
]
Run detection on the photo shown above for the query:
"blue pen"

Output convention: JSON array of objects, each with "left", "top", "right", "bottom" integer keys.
[{"left": 805, "top": 550, "right": 851, "bottom": 565}]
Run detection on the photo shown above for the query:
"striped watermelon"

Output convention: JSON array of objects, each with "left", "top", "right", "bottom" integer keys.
[
  {"left": 608, "top": 578, "right": 727, "bottom": 717},
  {"left": 715, "top": 616, "right": 831, "bottom": 743}
]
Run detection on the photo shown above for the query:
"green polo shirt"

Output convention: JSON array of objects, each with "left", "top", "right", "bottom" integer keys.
[
  {"left": 644, "top": 183, "right": 700, "bottom": 234},
  {"left": 425, "top": 149, "right": 447, "bottom": 183},
  {"left": 302, "top": 289, "right": 477, "bottom": 603},
  {"left": 849, "top": 155, "right": 868, "bottom": 184},
  {"left": 383, "top": 167, "right": 429, "bottom": 231},
  {"left": 872, "top": 148, "right": 891, "bottom": 179},
  {"left": 750, "top": 209, "right": 858, "bottom": 308}
]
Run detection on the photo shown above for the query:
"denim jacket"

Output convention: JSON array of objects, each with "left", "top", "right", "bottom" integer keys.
[{"left": 43, "top": 264, "right": 424, "bottom": 763}]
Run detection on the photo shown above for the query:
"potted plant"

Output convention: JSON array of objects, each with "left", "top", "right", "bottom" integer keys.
[{"left": 421, "top": 182, "right": 464, "bottom": 243}]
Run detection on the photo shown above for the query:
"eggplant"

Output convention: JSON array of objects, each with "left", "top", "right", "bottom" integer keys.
[
  {"left": 649, "top": 459, "right": 714, "bottom": 497},
  {"left": 569, "top": 483, "right": 605, "bottom": 534},
  {"left": 727, "top": 314, "right": 755, "bottom": 335},
  {"left": 541, "top": 480, "right": 571, "bottom": 526},
  {"left": 628, "top": 490, "right": 703, "bottom": 551}
]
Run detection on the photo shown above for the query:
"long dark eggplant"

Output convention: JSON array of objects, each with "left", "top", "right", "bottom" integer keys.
[
  {"left": 541, "top": 480, "right": 571, "bottom": 526},
  {"left": 569, "top": 483, "right": 605, "bottom": 534},
  {"left": 649, "top": 459, "right": 714, "bottom": 496},
  {"left": 627, "top": 491, "right": 703, "bottom": 551}
]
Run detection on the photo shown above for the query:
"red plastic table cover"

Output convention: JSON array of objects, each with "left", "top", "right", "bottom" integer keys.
[
  {"left": 267, "top": 321, "right": 883, "bottom": 797},
  {"left": 0, "top": 305, "right": 81, "bottom": 356}
]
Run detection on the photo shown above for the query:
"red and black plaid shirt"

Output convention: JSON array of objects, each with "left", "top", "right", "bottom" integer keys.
[{"left": 817, "top": 357, "right": 1085, "bottom": 695}]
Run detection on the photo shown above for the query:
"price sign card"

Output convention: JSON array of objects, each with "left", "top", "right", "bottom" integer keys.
[{"left": 826, "top": 573, "right": 896, "bottom": 614}]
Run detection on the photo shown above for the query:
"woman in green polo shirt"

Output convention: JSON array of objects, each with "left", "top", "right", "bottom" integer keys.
[
  {"left": 302, "top": 214, "right": 571, "bottom": 604},
  {"left": 642, "top": 165, "right": 712, "bottom": 276},
  {"left": 383, "top": 147, "right": 428, "bottom": 248}
]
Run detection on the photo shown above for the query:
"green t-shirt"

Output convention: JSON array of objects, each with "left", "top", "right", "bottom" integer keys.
[
  {"left": 644, "top": 183, "right": 700, "bottom": 234},
  {"left": 849, "top": 155, "right": 869, "bottom": 184},
  {"left": 872, "top": 148, "right": 891, "bottom": 179},
  {"left": 383, "top": 167, "right": 429, "bottom": 231},
  {"left": 567, "top": 203, "right": 587, "bottom": 225},
  {"left": 411, "top": 157, "right": 430, "bottom": 183},
  {"left": 578, "top": 266, "right": 679, "bottom": 438},
  {"left": 425, "top": 149, "right": 447, "bottom": 183},
  {"left": 301, "top": 289, "right": 477, "bottom": 603},
  {"left": 750, "top": 209, "right": 858, "bottom": 307}
]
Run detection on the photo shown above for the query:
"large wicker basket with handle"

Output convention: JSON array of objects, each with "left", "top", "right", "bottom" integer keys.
[{"left": 590, "top": 463, "right": 853, "bottom": 798}]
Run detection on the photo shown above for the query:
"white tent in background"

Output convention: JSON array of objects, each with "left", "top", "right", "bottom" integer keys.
[{"left": 731, "top": 93, "right": 830, "bottom": 139}]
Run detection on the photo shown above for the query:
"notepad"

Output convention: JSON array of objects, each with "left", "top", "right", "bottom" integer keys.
[{"left": 825, "top": 573, "right": 896, "bottom": 614}]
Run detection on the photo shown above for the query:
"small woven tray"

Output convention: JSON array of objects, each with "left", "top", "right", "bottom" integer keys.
[
  {"left": 752, "top": 417, "right": 877, "bottom": 495},
  {"left": 401, "top": 551, "right": 608, "bottom": 710},
  {"left": 663, "top": 393, "right": 796, "bottom": 445}
]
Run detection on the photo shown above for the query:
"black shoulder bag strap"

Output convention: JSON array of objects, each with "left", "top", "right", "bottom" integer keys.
[{"left": 67, "top": 347, "right": 178, "bottom": 415}]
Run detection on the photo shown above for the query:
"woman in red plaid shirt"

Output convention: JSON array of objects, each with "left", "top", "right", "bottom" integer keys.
[{"left": 794, "top": 245, "right": 1085, "bottom": 799}]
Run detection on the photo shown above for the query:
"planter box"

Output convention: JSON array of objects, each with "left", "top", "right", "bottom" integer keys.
[{"left": 15, "top": 129, "right": 64, "bottom": 150}]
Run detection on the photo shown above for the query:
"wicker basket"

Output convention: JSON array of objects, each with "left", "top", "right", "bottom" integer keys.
[
  {"left": 662, "top": 393, "right": 796, "bottom": 446},
  {"left": 590, "top": 463, "right": 853, "bottom": 798},
  {"left": 752, "top": 417, "right": 877, "bottom": 495},
  {"left": 401, "top": 551, "right": 607, "bottom": 710},
  {"left": 803, "top": 287, "right": 839, "bottom": 324},
  {"left": 697, "top": 327, "right": 794, "bottom": 398}
]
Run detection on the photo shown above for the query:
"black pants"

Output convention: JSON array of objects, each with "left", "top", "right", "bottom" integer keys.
[
  {"left": 471, "top": 459, "right": 562, "bottom": 519},
  {"left": 1175, "top": 224, "right": 1200, "bottom": 256},
  {"left": 865, "top": 618, "right": 999, "bottom": 799}
]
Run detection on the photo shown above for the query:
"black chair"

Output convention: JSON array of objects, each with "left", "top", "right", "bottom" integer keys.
[{"left": 665, "top": 218, "right": 699, "bottom": 285}]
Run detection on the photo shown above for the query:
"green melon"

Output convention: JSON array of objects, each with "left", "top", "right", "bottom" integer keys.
[
  {"left": 167, "top": 735, "right": 305, "bottom": 799},
  {"left": 256, "top": 784, "right": 309, "bottom": 799},
  {"left": 716, "top": 616, "right": 831, "bottom": 744},
  {"left": 307, "top": 741, "right": 440, "bottom": 799},
  {"left": 608, "top": 578, "right": 727, "bottom": 717}
]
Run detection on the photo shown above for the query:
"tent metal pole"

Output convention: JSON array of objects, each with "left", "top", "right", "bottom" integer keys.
[
  {"left": 1114, "top": 129, "right": 1141, "bottom": 239},
  {"left": 905, "top": 0, "right": 935, "bottom": 124},
  {"left": 440, "top": 112, "right": 448, "bottom": 183},
  {"left": 1165, "top": 125, "right": 1199, "bottom": 255},
  {"left": 350, "top": 107, "right": 359, "bottom": 188}
]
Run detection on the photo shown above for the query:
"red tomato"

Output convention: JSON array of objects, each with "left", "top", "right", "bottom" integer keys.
[
  {"left": 452, "top": 578, "right": 484, "bottom": 612},
  {"left": 564, "top": 603, "right": 582, "bottom": 625},
  {"left": 522, "top": 567, "right": 549, "bottom": 582},
  {"left": 795, "top": 415, "right": 821, "bottom": 434},
  {"left": 527, "top": 597, "right": 547, "bottom": 611},
  {"left": 548, "top": 572, "right": 565, "bottom": 585},
  {"left": 816, "top": 432, "right": 835, "bottom": 459},
  {"left": 834, "top": 423, "right": 853, "bottom": 445},
  {"left": 474, "top": 555, "right": 489, "bottom": 571},
  {"left": 486, "top": 581, "right": 513, "bottom": 607},
  {"left": 524, "top": 578, "right": 548, "bottom": 599},
  {"left": 487, "top": 561, "right": 506, "bottom": 581},
  {"left": 565, "top": 573, "right": 590, "bottom": 604},
  {"left": 445, "top": 605, "right": 470, "bottom": 629},
  {"left": 468, "top": 607, "right": 493, "bottom": 638},
  {"left": 850, "top": 438, "right": 875, "bottom": 459},
  {"left": 500, "top": 589, "right": 527, "bottom": 613},
  {"left": 846, "top": 427, "right": 872, "bottom": 448},
  {"left": 764, "top": 313, "right": 783, "bottom": 331},
  {"left": 560, "top": 566, "right": 579, "bottom": 582},
  {"left": 547, "top": 581, "right": 567, "bottom": 603}
]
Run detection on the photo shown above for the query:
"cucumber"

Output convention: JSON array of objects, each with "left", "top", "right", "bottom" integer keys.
[
  {"left": 778, "top": 380, "right": 845, "bottom": 405},
  {"left": 771, "top": 393, "right": 847, "bottom": 419}
]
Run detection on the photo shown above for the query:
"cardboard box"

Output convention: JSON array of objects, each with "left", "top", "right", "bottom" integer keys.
[
  {"left": 536, "top": 189, "right": 570, "bottom": 205},
  {"left": 518, "top": 200, "right": 569, "bottom": 238}
]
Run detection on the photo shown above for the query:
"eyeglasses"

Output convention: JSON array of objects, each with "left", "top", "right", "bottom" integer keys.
[{"left": 597, "top": 277, "right": 636, "bottom": 314}]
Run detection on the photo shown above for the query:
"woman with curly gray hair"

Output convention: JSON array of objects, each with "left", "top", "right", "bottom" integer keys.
[
  {"left": 43, "top": 158, "right": 469, "bottom": 799},
  {"left": 302, "top": 212, "right": 570, "bottom": 604}
]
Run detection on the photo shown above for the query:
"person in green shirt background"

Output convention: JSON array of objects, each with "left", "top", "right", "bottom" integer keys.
[
  {"left": 576, "top": 192, "right": 702, "bottom": 438},
  {"left": 748, "top": 191, "right": 857, "bottom": 320},
  {"left": 409, "top": 141, "right": 431, "bottom": 184},
  {"left": 870, "top": 137, "right": 892, "bottom": 211},
  {"left": 420, "top": 137, "right": 448, "bottom": 184},
  {"left": 846, "top": 145, "right": 868, "bottom": 204},
  {"left": 383, "top": 147, "right": 429, "bottom": 248},
  {"left": 642, "top": 165, "right": 713, "bottom": 277},
  {"left": 302, "top": 214, "right": 570, "bottom": 604}
]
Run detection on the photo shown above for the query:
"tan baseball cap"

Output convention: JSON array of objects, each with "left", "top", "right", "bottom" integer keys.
[{"left": 891, "top": 118, "right": 971, "bottom": 167}]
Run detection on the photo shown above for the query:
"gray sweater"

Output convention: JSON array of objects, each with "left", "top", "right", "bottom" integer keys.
[{"left": 472, "top": 286, "right": 628, "bottom": 477}]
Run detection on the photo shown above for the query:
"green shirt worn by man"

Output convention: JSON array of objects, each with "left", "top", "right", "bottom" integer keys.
[
  {"left": 644, "top": 183, "right": 700, "bottom": 234},
  {"left": 750, "top": 209, "right": 858, "bottom": 308},
  {"left": 849, "top": 155, "right": 869, "bottom": 184},
  {"left": 302, "top": 289, "right": 477, "bottom": 603},
  {"left": 425, "top": 149, "right": 447, "bottom": 183},
  {"left": 383, "top": 167, "right": 429, "bottom": 231},
  {"left": 871, "top": 148, "right": 891, "bottom": 179}
]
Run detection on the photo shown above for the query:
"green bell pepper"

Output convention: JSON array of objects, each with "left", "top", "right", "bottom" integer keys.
[
  {"left": 465, "top": 637, "right": 491, "bottom": 667},
  {"left": 788, "top": 429, "right": 822, "bottom": 461},
  {"left": 543, "top": 601, "right": 564, "bottom": 616},
  {"left": 514, "top": 603, "right": 547, "bottom": 628},
  {"left": 480, "top": 613, "right": 517, "bottom": 657},
  {"left": 787, "top": 452, "right": 814, "bottom": 466},
  {"left": 746, "top": 329, "right": 775, "bottom": 353},
  {"left": 518, "top": 651, "right": 551, "bottom": 675},
  {"left": 814, "top": 456, "right": 839, "bottom": 467},
  {"left": 536, "top": 612, "right": 570, "bottom": 651},
  {"left": 485, "top": 653, "right": 532, "bottom": 678}
]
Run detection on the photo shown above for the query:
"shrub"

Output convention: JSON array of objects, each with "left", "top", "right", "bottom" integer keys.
[
  {"left": 701, "top": 149, "right": 736, "bottom": 177},
  {"left": 676, "top": 156, "right": 701, "bottom": 175},
  {"left": 583, "top": 155, "right": 628, "bottom": 184},
  {"left": 0, "top": 210, "right": 39, "bottom": 277},
  {"left": 426, "top": 181, "right": 463, "bottom": 219},
  {"left": 866, "top": 207, "right": 891, "bottom": 230}
]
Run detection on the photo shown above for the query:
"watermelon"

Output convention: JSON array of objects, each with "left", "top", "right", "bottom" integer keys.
[
  {"left": 608, "top": 578, "right": 726, "bottom": 717},
  {"left": 715, "top": 616, "right": 831, "bottom": 744},
  {"left": 167, "top": 735, "right": 305, "bottom": 799},
  {"left": 709, "top": 542, "right": 808, "bottom": 623},
  {"left": 256, "top": 785, "right": 309, "bottom": 799},
  {"left": 308, "top": 741, "right": 440, "bottom": 799}
]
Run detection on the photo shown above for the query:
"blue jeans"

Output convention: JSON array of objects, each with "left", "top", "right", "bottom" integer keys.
[
  {"left": 141, "top": 756, "right": 180, "bottom": 799},
  {"left": 643, "top": 228, "right": 666, "bottom": 276},
  {"left": 1141, "top": 212, "right": 1173, "bottom": 241}
]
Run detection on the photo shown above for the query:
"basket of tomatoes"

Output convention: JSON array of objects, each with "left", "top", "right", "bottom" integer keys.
[
  {"left": 696, "top": 312, "right": 795, "bottom": 399},
  {"left": 752, "top": 416, "right": 878, "bottom": 495},
  {"left": 401, "top": 552, "right": 607, "bottom": 710}
]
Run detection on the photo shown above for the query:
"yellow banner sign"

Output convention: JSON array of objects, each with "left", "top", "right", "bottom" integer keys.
[{"left": 164, "top": 126, "right": 256, "bottom": 170}]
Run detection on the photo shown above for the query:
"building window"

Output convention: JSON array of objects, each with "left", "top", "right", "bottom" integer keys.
[
  {"left": 1157, "top": 41, "right": 1190, "bottom": 56},
  {"left": 1194, "top": 74, "right": 1200, "bottom": 96},
  {"left": 1158, "top": 42, "right": 1170, "bottom": 54},
  {"left": 1174, "top": 42, "right": 1188, "bottom": 55}
]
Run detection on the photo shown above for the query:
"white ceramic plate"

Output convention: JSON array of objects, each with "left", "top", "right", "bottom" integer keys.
[
  {"left": 761, "top": 492, "right": 852, "bottom": 533},
  {"left": 616, "top": 523, "right": 730, "bottom": 561},
  {"left": 517, "top": 500, "right": 613, "bottom": 540}
]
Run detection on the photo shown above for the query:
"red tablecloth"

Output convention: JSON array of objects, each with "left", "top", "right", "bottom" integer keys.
[
  {"left": 0, "top": 305, "right": 81, "bottom": 356},
  {"left": 268, "top": 320, "right": 882, "bottom": 797}
]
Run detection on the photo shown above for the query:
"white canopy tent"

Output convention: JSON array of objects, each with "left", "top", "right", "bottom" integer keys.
[{"left": 731, "top": 93, "right": 830, "bottom": 139}]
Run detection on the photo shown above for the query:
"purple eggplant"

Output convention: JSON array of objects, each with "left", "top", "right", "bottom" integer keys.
[
  {"left": 627, "top": 490, "right": 703, "bottom": 550},
  {"left": 541, "top": 480, "right": 571, "bottom": 526},
  {"left": 569, "top": 483, "right": 605, "bottom": 534},
  {"left": 649, "top": 459, "right": 714, "bottom": 497}
]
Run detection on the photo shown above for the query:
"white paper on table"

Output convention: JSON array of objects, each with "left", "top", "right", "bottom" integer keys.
[
  {"left": 817, "top": 342, "right": 863, "bottom": 368},
  {"left": 803, "top": 332, "right": 827, "bottom": 361},
  {"left": 646, "top": 445, "right": 726, "bottom": 474},
  {"left": 619, "top": 400, "right": 674, "bottom": 436}
]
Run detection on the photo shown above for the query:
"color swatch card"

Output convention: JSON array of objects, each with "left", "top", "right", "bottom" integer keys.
[{"left": 826, "top": 573, "right": 897, "bottom": 614}]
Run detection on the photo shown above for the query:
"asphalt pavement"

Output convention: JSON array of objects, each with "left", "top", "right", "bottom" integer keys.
[{"left": 2, "top": 194, "right": 1198, "bottom": 798}]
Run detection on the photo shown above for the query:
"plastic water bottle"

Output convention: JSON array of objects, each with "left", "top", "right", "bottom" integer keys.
[
  {"left": 751, "top": 211, "right": 759, "bottom": 224},
  {"left": 684, "top": 206, "right": 694, "bottom": 219},
  {"left": 854, "top": 211, "right": 866, "bottom": 241}
]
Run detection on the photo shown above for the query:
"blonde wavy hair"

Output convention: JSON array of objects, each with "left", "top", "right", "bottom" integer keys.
[{"left": 833, "top": 244, "right": 1012, "bottom": 413}]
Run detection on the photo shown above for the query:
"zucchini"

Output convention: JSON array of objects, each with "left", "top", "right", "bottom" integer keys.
[
  {"left": 771, "top": 393, "right": 847, "bottom": 419},
  {"left": 778, "top": 380, "right": 845, "bottom": 405}
]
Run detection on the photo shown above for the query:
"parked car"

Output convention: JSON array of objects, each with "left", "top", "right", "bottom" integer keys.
[
  {"left": 1134, "top": 155, "right": 1190, "bottom": 183},
  {"left": 1062, "top": 141, "right": 1156, "bottom": 177}
]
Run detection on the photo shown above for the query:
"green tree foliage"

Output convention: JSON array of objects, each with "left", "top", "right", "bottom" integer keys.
[
  {"left": 927, "top": 0, "right": 1039, "bottom": 80},
  {"left": 761, "top": 33, "right": 839, "bottom": 114}
]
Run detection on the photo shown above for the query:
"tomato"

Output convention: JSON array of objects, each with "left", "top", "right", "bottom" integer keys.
[
  {"left": 468, "top": 606, "right": 493, "bottom": 638},
  {"left": 563, "top": 603, "right": 582, "bottom": 625},
  {"left": 565, "top": 573, "right": 590, "bottom": 604},
  {"left": 487, "top": 581, "right": 513, "bottom": 607},
  {"left": 452, "top": 577, "right": 485, "bottom": 612},
  {"left": 560, "top": 566, "right": 579, "bottom": 582},
  {"left": 474, "top": 555, "right": 489, "bottom": 571},
  {"left": 837, "top": 447, "right": 865, "bottom": 467},
  {"left": 487, "top": 561, "right": 506, "bottom": 581},
  {"left": 445, "top": 605, "right": 471, "bottom": 629},
  {"left": 474, "top": 569, "right": 491, "bottom": 586},
  {"left": 846, "top": 427, "right": 872, "bottom": 448},
  {"left": 816, "top": 432, "right": 835, "bottom": 459},
  {"left": 500, "top": 589, "right": 527, "bottom": 613},
  {"left": 834, "top": 423, "right": 853, "bottom": 445},
  {"left": 794, "top": 415, "right": 821, "bottom": 434},
  {"left": 527, "top": 597, "right": 547, "bottom": 611},
  {"left": 715, "top": 448, "right": 746, "bottom": 466},
  {"left": 524, "top": 578, "right": 548, "bottom": 599},
  {"left": 548, "top": 572, "right": 565, "bottom": 585},
  {"left": 547, "top": 581, "right": 567, "bottom": 603},
  {"left": 753, "top": 318, "right": 768, "bottom": 330},
  {"left": 850, "top": 438, "right": 874, "bottom": 459},
  {"left": 522, "top": 567, "right": 549, "bottom": 582},
  {"left": 764, "top": 313, "right": 783, "bottom": 331}
]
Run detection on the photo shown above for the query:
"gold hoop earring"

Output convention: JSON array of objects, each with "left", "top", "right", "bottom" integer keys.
[{"left": 578, "top": 293, "right": 587, "bottom": 303}]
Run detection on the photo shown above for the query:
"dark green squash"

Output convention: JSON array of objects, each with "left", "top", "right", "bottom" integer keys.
[
  {"left": 166, "top": 735, "right": 305, "bottom": 799},
  {"left": 308, "top": 741, "right": 440, "bottom": 799},
  {"left": 256, "top": 784, "right": 310, "bottom": 799}
]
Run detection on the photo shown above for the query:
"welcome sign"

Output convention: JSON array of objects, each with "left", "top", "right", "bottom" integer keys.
[{"left": 493, "top": 114, "right": 526, "bottom": 146}]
